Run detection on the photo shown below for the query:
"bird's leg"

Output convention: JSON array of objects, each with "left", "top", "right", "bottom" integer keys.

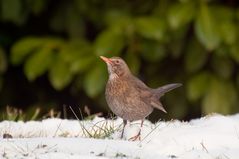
[
  {"left": 121, "top": 120, "right": 127, "bottom": 139},
  {"left": 129, "top": 120, "right": 144, "bottom": 141}
]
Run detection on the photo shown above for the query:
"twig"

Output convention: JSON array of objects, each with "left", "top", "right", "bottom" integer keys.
[
  {"left": 138, "top": 122, "right": 162, "bottom": 146},
  {"left": 53, "top": 122, "right": 62, "bottom": 137},
  {"left": 69, "top": 106, "right": 85, "bottom": 136},
  {"left": 78, "top": 107, "right": 94, "bottom": 137},
  {"left": 69, "top": 106, "right": 80, "bottom": 121},
  {"left": 200, "top": 141, "right": 209, "bottom": 153},
  {"left": 69, "top": 106, "right": 95, "bottom": 137}
]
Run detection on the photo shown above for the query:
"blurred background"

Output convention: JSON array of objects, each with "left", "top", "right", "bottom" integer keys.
[{"left": 0, "top": 0, "right": 239, "bottom": 121}]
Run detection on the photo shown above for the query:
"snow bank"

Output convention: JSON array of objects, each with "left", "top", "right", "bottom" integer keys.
[{"left": 0, "top": 113, "right": 239, "bottom": 159}]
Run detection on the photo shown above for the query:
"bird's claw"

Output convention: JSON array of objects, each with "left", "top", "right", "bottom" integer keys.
[{"left": 128, "top": 132, "right": 141, "bottom": 141}]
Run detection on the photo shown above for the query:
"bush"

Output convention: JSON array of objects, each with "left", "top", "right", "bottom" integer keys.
[{"left": 0, "top": 0, "right": 238, "bottom": 119}]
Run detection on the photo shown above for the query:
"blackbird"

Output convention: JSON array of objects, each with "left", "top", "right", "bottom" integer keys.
[{"left": 100, "top": 56, "right": 182, "bottom": 140}]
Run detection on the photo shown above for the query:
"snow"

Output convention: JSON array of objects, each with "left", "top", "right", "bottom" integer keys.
[{"left": 1, "top": 113, "right": 239, "bottom": 159}]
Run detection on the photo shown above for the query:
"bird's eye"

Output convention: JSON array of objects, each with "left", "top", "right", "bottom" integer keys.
[{"left": 115, "top": 60, "right": 120, "bottom": 64}]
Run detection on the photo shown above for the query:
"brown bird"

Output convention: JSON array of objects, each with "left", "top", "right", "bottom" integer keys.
[{"left": 100, "top": 56, "right": 182, "bottom": 140}]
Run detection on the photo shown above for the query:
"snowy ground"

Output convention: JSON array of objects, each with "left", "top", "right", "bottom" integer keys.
[{"left": 0, "top": 113, "right": 239, "bottom": 159}]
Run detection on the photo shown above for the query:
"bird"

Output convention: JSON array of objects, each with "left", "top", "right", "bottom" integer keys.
[{"left": 100, "top": 56, "right": 182, "bottom": 141}]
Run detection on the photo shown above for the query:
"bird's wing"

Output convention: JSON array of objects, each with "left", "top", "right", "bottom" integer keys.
[
  {"left": 128, "top": 75, "right": 170, "bottom": 113},
  {"left": 129, "top": 75, "right": 149, "bottom": 90},
  {"left": 137, "top": 88, "right": 167, "bottom": 113},
  {"left": 127, "top": 75, "right": 159, "bottom": 105},
  {"left": 129, "top": 75, "right": 153, "bottom": 99}
]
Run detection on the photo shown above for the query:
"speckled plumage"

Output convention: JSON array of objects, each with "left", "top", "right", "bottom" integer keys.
[{"left": 106, "top": 74, "right": 154, "bottom": 121}]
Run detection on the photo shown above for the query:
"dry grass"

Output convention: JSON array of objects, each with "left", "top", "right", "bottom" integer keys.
[
  {"left": 1, "top": 106, "right": 61, "bottom": 121},
  {"left": 69, "top": 106, "right": 121, "bottom": 139}
]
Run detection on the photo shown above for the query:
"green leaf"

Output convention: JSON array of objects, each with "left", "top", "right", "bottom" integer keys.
[
  {"left": 219, "top": 22, "right": 236, "bottom": 45},
  {"left": 94, "top": 28, "right": 125, "bottom": 56},
  {"left": 185, "top": 38, "right": 207, "bottom": 73},
  {"left": 0, "top": 47, "right": 7, "bottom": 73},
  {"left": 165, "top": 90, "right": 187, "bottom": 119},
  {"left": 50, "top": 2, "right": 84, "bottom": 38},
  {"left": 27, "top": 0, "right": 47, "bottom": 15},
  {"left": 195, "top": 3, "right": 220, "bottom": 50},
  {"left": 83, "top": 63, "right": 107, "bottom": 97},
  {"left": 212, "top": 55, "right": 233, "bottom": 79},
  {"left": 211, "top": 6, "right": 236, "bottom": 45},
  {"left": 168, "top": 26, "right": 188, "bottom": 57},
  {"left": 58, "top": 40, "right": 94, "bottom": 73},
  {"left": 11, "top": 37, "right": 63, "bottom": 66},
  {"left": 70, "top": 56, "right": 95, "bottom": 73},
  {"left": 60, "top": 40, "right": 90, "bottom": 62},
  {"left": 140, "top": 40, "right": 166, "bottom": 62},
  {"left": 135, "top": 17, "right": 166, "bottom": 40},
  {"left": 230, "top": 43, "right": 239, "bottom": 63},
  {"left": 11, "top": 37, "right": 45, "bottom": 65},
  {"left": 65, "top": 4, "right": 84, "bottom": 38},
  {"left": 49, "top": 56, "right": 73, "bottom": 90},
  {"left": 168, "top": 1, "right": 195, "bottom": 29},
  {"left": 105, "top": 10, "right": 131, "bottom": 28},
  {"left": 125, "top": 53, "right": 140, "bottom": 75},
  {"left": 1, "top": 0, "right": 25, "bottom": 24},
  {"left": 216, "top": 44, "right": 230, "bottom": 57},
  {"left": 187, "top": 72, "right": 211, "bottom": 101},
  {"left": 24, "top": 47, "right": 55, "bottom": 81},
  {"left": 202, "top": 78, "right": 237, "bottom": 114}
]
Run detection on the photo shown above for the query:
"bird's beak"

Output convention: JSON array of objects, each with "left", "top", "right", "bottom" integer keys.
[{"left": 100, "top": 56, "right": 113, "bottom": 65}]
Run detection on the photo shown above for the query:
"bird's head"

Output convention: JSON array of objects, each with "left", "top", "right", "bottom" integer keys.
[{"left": 100, "top": 56, "right": 131, "bottom": 78}]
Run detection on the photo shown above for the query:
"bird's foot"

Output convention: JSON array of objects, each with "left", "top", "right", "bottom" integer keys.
[
  {"left": 128, "top": 131, "right": 141, "bottom": 141},
  {"left": 120, "top": 132, "right": 124, "bottom": 139},
  {"left": 120, "top": 120, "right": 127, "bottom": 139}
]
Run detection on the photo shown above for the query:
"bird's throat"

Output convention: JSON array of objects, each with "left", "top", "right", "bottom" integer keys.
[{"left": 109, "top": 73, "right": 119, "bottom": 80}]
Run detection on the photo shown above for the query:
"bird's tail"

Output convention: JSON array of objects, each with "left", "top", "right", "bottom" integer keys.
[
  {"left": 155, "top": 83, "right": 182, "bottom": 98},
  {"left": 150, "top": 83, "right": 182, "bottom": 113}
]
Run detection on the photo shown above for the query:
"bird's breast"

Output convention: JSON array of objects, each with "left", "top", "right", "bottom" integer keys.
[{"left": 105, "top": 79, "right": 153, "bottom": 121}]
